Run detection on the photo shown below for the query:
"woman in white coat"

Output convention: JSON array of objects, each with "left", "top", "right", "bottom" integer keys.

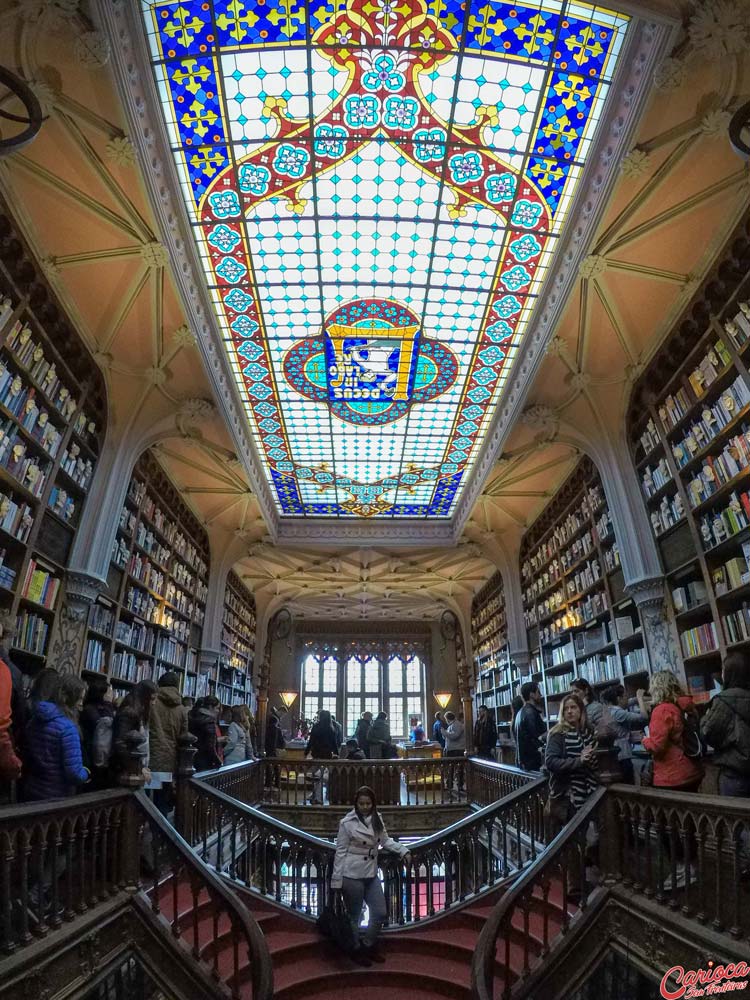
[{"left": 330, "top": 785, "right": 411, "bottom": 964}]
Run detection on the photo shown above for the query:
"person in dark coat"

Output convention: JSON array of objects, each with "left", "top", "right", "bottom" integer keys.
[
  {"left": 23, "top": 673, "right": 89, "bottom": 800},
  {"left": 544, "top": 693, "right": 598, "bottom": 836},
  {"left": 515, "top": 682, "right": 547, "bottom": 771},
  {"left": 354, "top": 711, "right": 372, "bottom": 754},
  {"left": 265, "top": 711, "right": 286, "bottom": 757},
  {"left": 474, "top": 704, "right": 498, "bottom": 759},
  {"left": 189, "top": 695, "right": 223, "bottom": 770},
  {"left": 112, "top": 680, "right": 157, "bottom": 780},
  {"left": 79, "top": 675, "right": 115, "bottom": 788},
  {"left": 701, "top": 651, "right": 750, "bottom": 797},
  {"left": 432, "top": 712, "right": 445, "bottom": 749},
  {"left": 306, "top": 709, "right": 339, "bottom": 759}
]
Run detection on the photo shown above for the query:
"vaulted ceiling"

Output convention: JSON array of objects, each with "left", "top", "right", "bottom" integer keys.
[{"left": 1, "top": 0, "right": 749, "bottom": 624}]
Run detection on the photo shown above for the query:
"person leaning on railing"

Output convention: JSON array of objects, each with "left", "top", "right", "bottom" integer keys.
[
  {"left": 330, "top": 784, "right": 412, "bottom": 966},
  {"left": 543, "top": 692, "right": 598, "bottom": 838}
]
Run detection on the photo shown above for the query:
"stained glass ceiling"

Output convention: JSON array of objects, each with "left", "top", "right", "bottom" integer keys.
[{"left": 141, "top": 0, "right": 629, "bottom": 519}]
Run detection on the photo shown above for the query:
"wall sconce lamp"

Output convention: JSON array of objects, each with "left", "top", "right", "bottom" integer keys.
[
  {"left": 434, "top": 691, "right": 452, "bottom": 710},
  {"left": 278, "top": 691, "right": 298, "bottom": 710}
]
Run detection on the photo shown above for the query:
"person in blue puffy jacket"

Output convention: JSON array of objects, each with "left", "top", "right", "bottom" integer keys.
[{"left": 24, "top": 673, "right": 89, "bottom": 801}]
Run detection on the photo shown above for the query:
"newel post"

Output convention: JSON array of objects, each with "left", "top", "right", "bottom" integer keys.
[
  {"left": 174, "top": 732, "right": 198, "bottom": 842},
  {"left": 598, "top": 788, "right": 621, "bottom": 886},
  {"left": 118, "top": 731, "right": 147, "bottom": 890}
]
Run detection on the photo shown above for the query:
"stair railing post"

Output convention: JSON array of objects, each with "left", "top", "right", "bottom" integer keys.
[
  {"left": 118, "top": 731, "right": 147, "bottom": 890},
  {"left": 599, "top": 787, "right": 621, "bottom": 886},
  {"left": 175, "top": 732, "right": 198, "bottom": 843}
]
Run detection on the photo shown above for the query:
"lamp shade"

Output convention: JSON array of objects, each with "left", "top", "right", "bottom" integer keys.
[
  {"left": 434, "top": 691, "right": 452, "bottom": 710},
  {"left": 278, "top": 691, "right": 298, "bottom": 710}
]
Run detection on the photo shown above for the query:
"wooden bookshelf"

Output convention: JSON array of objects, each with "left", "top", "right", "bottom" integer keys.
[
  {"left": 0, "top": 209, "right": 106, "bottom": 676},
  {"left": 471, "top": 571, "right": 512, "bottom": 734},
  {"left": 627, "top": 215, "right": 750, "bottom": 703},
  {"left": 83, "top": 449, "right": 209, "bottom": 696},
  {"left": 218, "top": 570, "right": 256, "bottom": 706},
  {"left": 520, "top": 457, "right": 650, "bottom": 723}
]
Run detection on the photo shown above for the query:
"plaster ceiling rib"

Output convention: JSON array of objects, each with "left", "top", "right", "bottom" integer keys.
[
  {"left": 482, "top": 495, "right": 528, "bottom": 527},
  {"left": 591, "top": 278, "right": 637, "bottom": 363},
  {"left": 575, "top": 276, "right": 592, "bottom": 372},
  {"left": 489, "top": 452, "right": 575, "bottom": 492},
  {"left": 50, "top": 247, "right": 144, "bottom": 267},
  {"left": 154, "top": 445, "right": 244, "bottom": 490},
  {"left": 594, "top": 135, "right": 698, "bottom": 254},
  {"left": 607, "top": 169, "right": 748, "bottom": 256},
  {"left": 59, "top": 113, "right": 153, "bottom": 243},
  {"left": 605, "top": 259, "right": 689, "bottom": 283},
  {"left": 12, "top": 154, "right": 143, "bottom": 242},
  {"left": 98, "top": 266, "right": 149, "bottom": 353},
  {"left": 152, "top": 265, "right": 163, "bottom": 364}
]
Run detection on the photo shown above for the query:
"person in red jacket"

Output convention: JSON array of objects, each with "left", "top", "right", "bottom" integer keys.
[
  {"left": 642, "top": 670, "right": 703, "bottom": 891},
  {"left": 0, "top": 657, "right": 22, "bottom": 793},
  {"left": 642, "top": 670, "right": 703, "bottom": 791}
]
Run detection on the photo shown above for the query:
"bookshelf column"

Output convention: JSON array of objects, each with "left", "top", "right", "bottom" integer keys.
[
  {"left": 626, "top": 576, "right": 682, "bottom": 679},
  {"left": 47, "top": 570, "right": 104, "bottom": 675}
]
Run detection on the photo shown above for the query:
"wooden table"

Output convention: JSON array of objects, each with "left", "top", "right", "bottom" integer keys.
[{"left": 395, "top": 742, "right": 443, "bottom": 760}]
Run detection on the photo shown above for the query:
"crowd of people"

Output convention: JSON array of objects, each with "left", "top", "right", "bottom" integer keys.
[{"left": 0, "top": 657, "right": 261, "bottom": 808}]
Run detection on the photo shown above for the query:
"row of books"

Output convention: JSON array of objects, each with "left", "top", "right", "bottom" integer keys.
[
  {"left": 14, "top": 610, "right": 48, "bottom": 655},
  {"left": 723, "top": 303, "right": 750, "bottom": 351},
  {"left": 684, "top": 426, "right": 750, "bottom": 508},
  {"left": 0, "top": 297, "right": 15, "bottom": 330},
  {"left": 89, "top": 602, "right": 115, "bottom": 636},
  {"left": 221, "top": 630, "right": 253, "bottom": 660},
  {"left": 560, "top": 532, "right": 594, "bottom": 572},
  {"left": 5, "top": 321, "right": 78, "bottom": 420},
  {"left": 0, "top": 550, "right": 16, "bottom": 590},
  {"left": 650, "top": 492, "right": 685, "bottom": 536},
  {"left": 712, "top": 542, "right": 750, "bottom": 594},
  {"left": 564, "top": 559, "right": 601, "bottom": 600},
  {"left": 0, "top": 489, "right": 33, "bottom": 542},
  {"left": 672, "top": 375, "right": 750, "bottom": 469},
  {"left": 21, "top": 558, "right": 60, "bottom": 609},
  {"left": 472, "top": 616, "right": 506, "bottom": 646},
  {"left": 72, "top": 410, "right": 97, "bottom": 447},
  {"left": 59, "top": 445, "right": 94, "bottom": 490},
  {"left": 155, "top": 634, "right": 187, "bottom": 667},
  {"left": 722, "top": 608, "right": 750, "bottom": 646},
  {"left": 0, "top": 366, "right": 63, "bottom": 458},
  {"left": 577, "top": 653, "right": 620, "bottom": 685},
  {"left": 112, "top": 652, "right": 153, "bottom": 683},
  {"left": 522, "top": 537, "right": 556, "bottom": 579},
  {"left": 128, "top": 552, "right": 166, "bottom": 599},
  {"left": 140, "top": 495, "right": 208, "bottom": 578},
  {"left": 48, "top": 485, "right": 77, "bottom": 523},
  {"left": 115, "top": 616, "right": 156, "bottom": 654},
  {"left": 603, "top": 543, "right": 621, "bottom": 572},
  {"left": 84, "top": 638, "right": 107, "bottom": 672},
  {"left": 119, "top": 507, "right": 136, "bottom": 537},
  {"left": 523, "top": 560, "right": 561, "bottom": 602},
  {"left": 225, "top": 589, "right": 256, "bottom": 627},
  {"left": 112, "top": 535, "right": 129, "bottom": 568},
  {"left": 639, "top": 417, "right": 660, "bottom": 458},
  {"left": 680, "top": 621, "right": 719, "bottom": 658},
  {"left": 657, "top": 338, "right": 732, "bottom": 431},
  {"left": 545, "top": 671, "right": 574, "bottom": 694},
  {"left": 0, "top": 421, "right": 48, "bottom": 497},
  {"left": 594, "top": 509, "right": 614, "bottom": 543},
  {"left": 698, "top": 491, "right": 750, "bottom": 549},
  {"left": 671, "top": 577, "right": 708, "bottom": 613},
  {"left": 623, "top": 646, "right": 648, "bottom": 675},
  {"left": 641, "top": 457, "right": 672, "bottom": 499},
  {"left": 134, "top": 522, "right": 171, "bottom": 568},
  {"left": 471, "top": 591, "right": 503, "bottom": 630}
]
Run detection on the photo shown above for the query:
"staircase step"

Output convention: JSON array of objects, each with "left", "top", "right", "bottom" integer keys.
[{"left": 272, "top": 964, "right": 482, "bottom": 1000}]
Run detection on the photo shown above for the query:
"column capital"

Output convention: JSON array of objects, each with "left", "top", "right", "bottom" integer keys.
[
  {"left": 624, "top": 575, "right": 667, "bottom": 611},
  {"left": 64, "top": 569, "right": 106, "bottom": 620}
]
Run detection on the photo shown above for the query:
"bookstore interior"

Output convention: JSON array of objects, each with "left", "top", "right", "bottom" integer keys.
[
  {"left": 2, "top": 1, "right": 750, "bottom": 997},
  {"left": 0, "top": 0, "right": 747, "bottom": 749}
]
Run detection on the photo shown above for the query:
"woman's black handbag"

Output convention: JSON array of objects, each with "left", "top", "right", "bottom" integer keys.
[{"left": 317, "top": 891, "right": 358, "bottom": 953}]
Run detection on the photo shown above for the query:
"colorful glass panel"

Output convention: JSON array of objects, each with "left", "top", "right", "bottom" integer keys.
[{"left": 141, "top": 0, "right": 628, "bottom": 518}]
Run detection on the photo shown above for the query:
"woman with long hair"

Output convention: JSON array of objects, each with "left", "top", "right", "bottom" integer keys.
[
  {"left": 544, "top": 693, "right": 598, "bottom": 836},
  {"left": 112, "top": 679, "right": 157, "bottom": 779},
  {"left": 225, "top": 704, "right": 254, "bottom": 765},
  {"left": 642, "top": 670, "right": 703, "bottom": 792},
  {"left": 23, "top": 673, "right": 89, "bottom": 800},
  {"left": 80, "top": 675, "right": 115, "bottom": 787},
  {"left": 570, "top": 677, "right": 603, "bottom": 731},
  {"left": 330, "top": 785, "right": 411, "bottom": 964}
]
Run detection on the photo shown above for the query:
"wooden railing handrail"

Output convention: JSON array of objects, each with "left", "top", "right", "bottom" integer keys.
[
  {"left": 0, "top": 786, "right": 129, "bottom": 821},
  {"left": 471, "top": 786, "right": 608, "bottom": 1000},
  {"left": 132, "top": 791, "right": 273, "bottom": 999},
  {"left": 605, "top": 781, "right": 750, "bottom": 814},
  {"left": 413, "top": 776, "right": 546, "bottom": 851}
]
